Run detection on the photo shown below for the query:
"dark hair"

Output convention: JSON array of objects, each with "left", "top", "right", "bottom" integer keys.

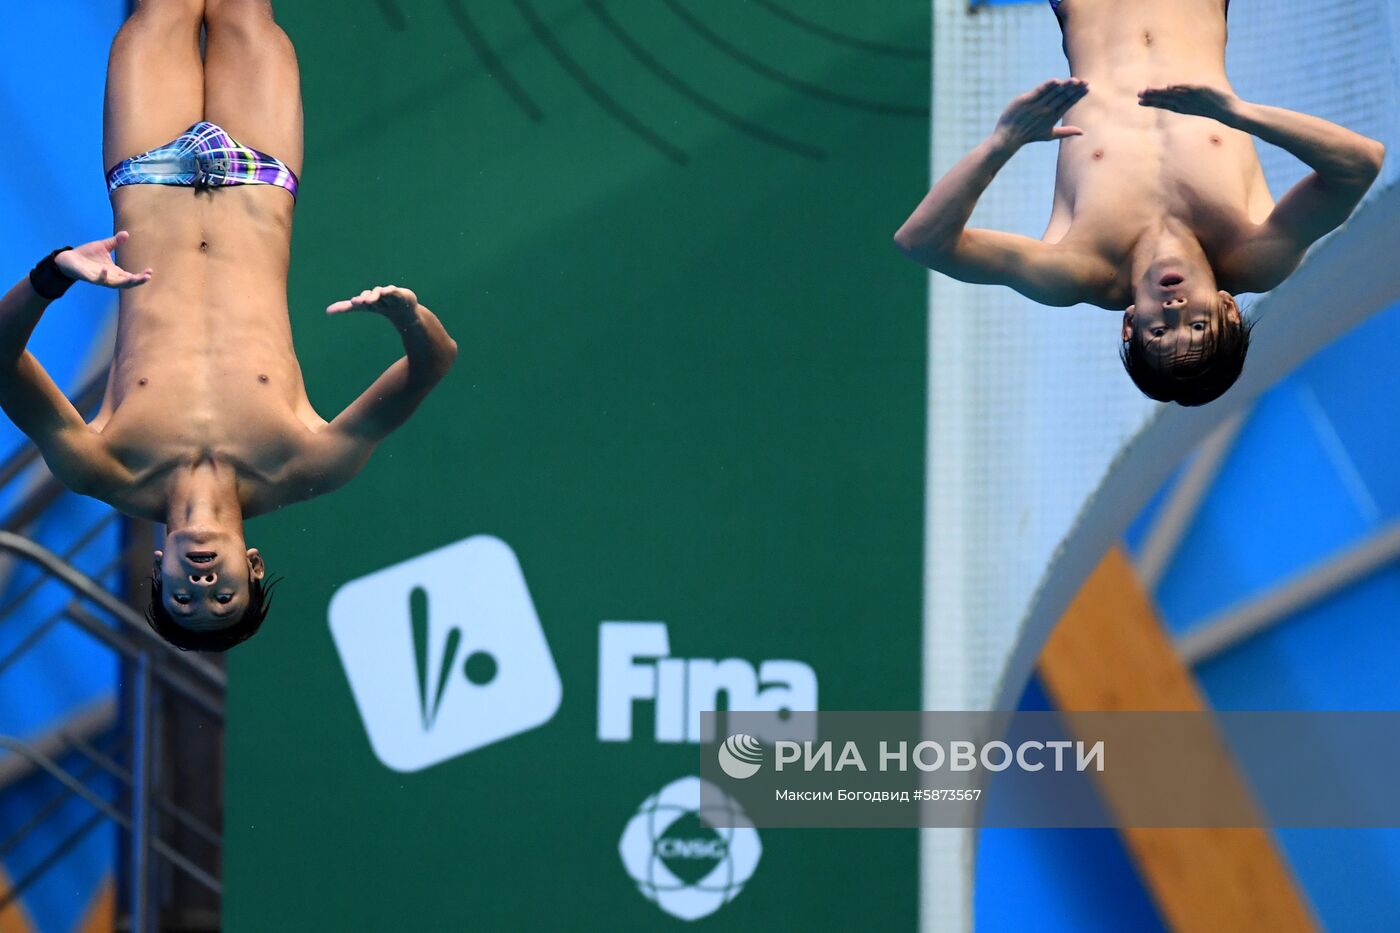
[
  {"left": 1121, "top": 301, "right": 1253, "bottom": 406},
  {"left": 146, "top": 572, "right": 280, "bottom": 652}
]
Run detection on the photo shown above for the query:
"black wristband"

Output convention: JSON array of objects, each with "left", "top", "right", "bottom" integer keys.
[{"left": 29, "top": 247, "right": 77, "bottom": 300}]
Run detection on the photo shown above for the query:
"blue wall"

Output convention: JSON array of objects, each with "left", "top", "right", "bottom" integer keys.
[{"left": 0, "top": 3, "right": 128, "bottom": 931}]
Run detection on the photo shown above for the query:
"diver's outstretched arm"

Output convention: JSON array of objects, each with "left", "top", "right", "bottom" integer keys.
[
  {"left": 1139, "top": 85, "right": 1383, "bottom": 187},
  {"left": 0, "top": 235, "right": 148, "bottom": 494},
  {"left": 0, "top": 234, "right": 151, "bottom": 373},
  {"left": 1139, "top": 84, "right": 1385, "bottom": 289},
  {"left": 894, "top": 79, "right": 1105, "bottom": 307},
  {"left": 290, "top": 287, "right": 458, "bottom": 499},
  {"left": 322, "top": 286, "right": 458, "bottom": 444}
]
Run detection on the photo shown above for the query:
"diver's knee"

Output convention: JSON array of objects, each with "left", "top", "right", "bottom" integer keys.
[
  {"left": 131, "top": 0, "right": 204, "bottom": 25},
  {"left": 205, "top": 0, "right": 275, "bottom": 33}
]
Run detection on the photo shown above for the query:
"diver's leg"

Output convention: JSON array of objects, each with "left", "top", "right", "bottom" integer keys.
[
  {"left": 203, "top": 0, "right": 304, "bottom": 177},
  {"left": 103, "top": 0, "right": 206, "bottom": 171}
]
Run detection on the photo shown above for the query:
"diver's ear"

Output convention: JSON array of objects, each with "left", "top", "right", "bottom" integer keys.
[
  {"left": 152, "top": 550, "right": 163, "bottom": 577},
  {"left": 1218, "top": 291, "right": 1241, "bottom": 324},
  {"left": 1122, "top": 306, "right": 1135, "bottom": 343},
  {"left": 246, "top": 548, "right": 265, "bottom": 581}
]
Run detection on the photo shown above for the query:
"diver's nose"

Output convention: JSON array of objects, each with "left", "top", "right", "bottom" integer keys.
[{"left": 188, "top": 572, "right": 218, "bottom": 585}]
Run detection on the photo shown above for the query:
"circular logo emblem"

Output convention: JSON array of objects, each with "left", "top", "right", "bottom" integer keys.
[
  {"left": 717, "top": 733, "right": 764, "bottom": 779},
  {"left": 618, "top": 776, "right": 762, "bottom": 921}
]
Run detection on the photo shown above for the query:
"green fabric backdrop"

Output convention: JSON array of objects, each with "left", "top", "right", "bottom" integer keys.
[{"left": 226, "top": 2, "right": 928, "bottom": 929}]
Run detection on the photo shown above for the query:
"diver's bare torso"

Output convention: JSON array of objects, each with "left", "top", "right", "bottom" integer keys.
[
  {"left": 1049, "top": 0, "right": 1270, "bottom": 306},
  {"left": 91, "top": 184, "right": 323, "bottom": 521},
  {"left": 0, "top": 1, "right": 455, "bottom": 548}
]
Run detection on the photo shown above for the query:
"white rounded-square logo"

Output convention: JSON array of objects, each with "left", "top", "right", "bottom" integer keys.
[{"left": 329, "top": 536, "right": 562, "bottom": 772}]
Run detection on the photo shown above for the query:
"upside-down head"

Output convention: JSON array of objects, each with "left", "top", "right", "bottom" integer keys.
[
  {"left": 1121, "top": 271, "right": 1251, "bottom": 406},
  {"left": 147, "top": 533, "right": 278, "bottom": 652}
]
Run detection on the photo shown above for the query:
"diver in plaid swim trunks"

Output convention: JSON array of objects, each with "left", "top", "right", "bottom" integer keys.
[
  {"left": 895, "top": 0, "right": 1385, "bottom": 406},
  {"left": 107, "top": 120, "right": 300, "bottom": 197},
  {"left": 0, "top": 0, "right": 458, "bottom": 650}
]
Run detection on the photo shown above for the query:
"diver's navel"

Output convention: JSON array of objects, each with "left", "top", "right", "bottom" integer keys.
[
  {"left": 1209, "top": 134, "right": 1222, "bottom": 146},
  {"left": 137, "top": 377, "right": 148, "bottom": 386},
  {"left": 1092, "top": 149, "right": 1105, "bottom": 160},
  {"left": 258, "top": 374, "right": 270, "bottom": 384},
  {"left": 1143, "top": 30, "right": 1152, "bottom": 46}
]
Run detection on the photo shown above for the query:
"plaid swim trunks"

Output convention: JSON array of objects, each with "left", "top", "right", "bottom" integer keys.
[{"left": 106, "top": 121, "right": 299, "bottom": 200}]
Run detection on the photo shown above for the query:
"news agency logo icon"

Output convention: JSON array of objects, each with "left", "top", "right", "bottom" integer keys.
[
  {"left": 718, "top": 734, "right": 764, "bottom": 779},
  {"left": 328, "top": 536, "right": 563, "bottom": 773},
  {"left": 618, "top": 776, "right": 762, "bottom": 922}
]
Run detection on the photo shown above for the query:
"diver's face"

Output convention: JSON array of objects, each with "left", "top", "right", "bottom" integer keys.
[
  {"left": 154, "top": 539, "right": 264, "bottom": 630},
  {"left": 1124, "top": 270, "right": 1238, "bottom": 362}
]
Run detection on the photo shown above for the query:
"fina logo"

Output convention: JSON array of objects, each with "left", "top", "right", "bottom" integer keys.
[
  {"left": 329, "top": 536, "right": 563, "bottom": 773},
  {"left": 718, "top": 734, "right": 764, "bottom": 779},
  {"left": 618, "top": 776, "right": 762, "bottom": 922}
]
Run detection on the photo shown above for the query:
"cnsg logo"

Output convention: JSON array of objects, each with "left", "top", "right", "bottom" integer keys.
[
  {"left": 329, "top": 536, "right": 563, "bottom": 773},
  {"left": 718, "top": 734, "right": 764, "bottom": 779},
  {"left": 618, "top": 776, "right": 761, "bottom": 922}
]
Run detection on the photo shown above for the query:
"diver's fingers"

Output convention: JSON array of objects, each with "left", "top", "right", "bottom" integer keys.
[
  {"left": 1024, "top": 78, "right": 1069, "bottom": 105},
  {"left": 114, "top": 268, "right": 153, "bottom": 289},
  {"left": 1049, "top": 84, "right": 1088, "bottom": 113}
]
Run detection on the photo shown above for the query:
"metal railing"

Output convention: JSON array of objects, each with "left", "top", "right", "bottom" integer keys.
[{"left": 0, "top": 521, "right": 224, "bottom": 932}]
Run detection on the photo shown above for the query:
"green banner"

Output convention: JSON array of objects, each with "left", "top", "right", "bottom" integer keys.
[{"left": 226, "top": 2, "right": 927, "bottom": 929}]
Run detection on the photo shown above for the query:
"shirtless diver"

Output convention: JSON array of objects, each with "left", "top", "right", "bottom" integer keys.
[
  {"left": 895, "top": 0, "right": 1385, "bottom": 405},
  {"left": 0, "top": 0, "right": 458, "bottom": 650}
]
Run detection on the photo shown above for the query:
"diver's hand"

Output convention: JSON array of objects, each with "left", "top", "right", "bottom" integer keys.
[
  {"left": 1137, "top": 84, "right": 1242, "bottom": 125},
  {"left": 54, "top": 231, "right": 153, "bottom": 290},
  {"left": 326, "top": 285, "right": 421, "bottom": 329},
  {"left": 328, "top": 285, "right": 456, "bottom": 386},
  {"left": 992, "top": 78, "right": 1088, "bottom": 149}
]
